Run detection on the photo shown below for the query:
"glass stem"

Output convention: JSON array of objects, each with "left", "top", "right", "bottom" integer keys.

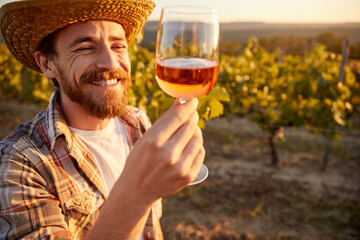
[{"left": 179, "top": 98, "right": 189, "bottom": 104}]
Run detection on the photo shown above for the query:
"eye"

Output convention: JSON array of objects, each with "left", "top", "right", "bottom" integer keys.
[
  {"left": 112, "top": 43, "right": 127, "bottom": 50},
  {"left": 76, "top": 46, "right": 94, "bottom": 52}
]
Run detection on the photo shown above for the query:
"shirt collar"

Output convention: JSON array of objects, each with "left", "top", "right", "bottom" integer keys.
[
  {"left": 120, "top": 106, "right": 140, "bottom": 129},
  {"left": 46, "top": 91, "right": 73, "bottom": 151},
  {"left": 46, "top": 91, "right": 141, "bottom": 151}
]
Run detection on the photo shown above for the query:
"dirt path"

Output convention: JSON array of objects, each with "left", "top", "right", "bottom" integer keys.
[
  {"left": 161, "top": 117, "right": 360, "bottom": 240},
  {"left": 1, "top": 101, "right": 359, "bottom": 239}
]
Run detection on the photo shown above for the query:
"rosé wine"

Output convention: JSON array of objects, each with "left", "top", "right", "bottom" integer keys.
[{"left": 156, "top": 58, "right": 219, "bottom": 99}]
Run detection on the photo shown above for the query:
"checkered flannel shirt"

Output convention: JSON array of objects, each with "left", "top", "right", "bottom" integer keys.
[{"left": 0, "top": 92, "right": 163, "bottom": 240}]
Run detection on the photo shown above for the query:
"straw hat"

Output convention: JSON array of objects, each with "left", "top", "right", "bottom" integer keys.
[{"left": 0, "top": 0, "right": 155, "bottom": 72}]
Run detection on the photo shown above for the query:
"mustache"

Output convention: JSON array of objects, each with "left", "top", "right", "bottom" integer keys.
[{"left": 79, "top": 68, "right": 130, "bottom": 84}]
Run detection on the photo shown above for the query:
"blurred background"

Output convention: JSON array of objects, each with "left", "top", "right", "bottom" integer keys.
[{"left": 1, "top": 0, "right": 359, "bottom": 239}]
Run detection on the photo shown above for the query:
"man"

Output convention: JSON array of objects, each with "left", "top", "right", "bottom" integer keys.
[{"left": 0, "top": 0, "right": 205, "bottom": 239}]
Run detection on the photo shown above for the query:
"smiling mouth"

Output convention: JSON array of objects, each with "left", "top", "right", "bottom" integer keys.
[{"left": 91, "top": 79, "right": 118, "bottom": 86}]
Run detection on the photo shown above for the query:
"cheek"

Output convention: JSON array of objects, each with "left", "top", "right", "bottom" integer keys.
[
  {"left": 119, "top": 53, "right": 131, "bottom": 73},
  {"left": 70, "top": 57, "right": 93, "bottom": 83}
]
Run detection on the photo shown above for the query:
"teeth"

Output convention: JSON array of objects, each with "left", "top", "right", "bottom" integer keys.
[{"left": 92, "top": 79, "right": 118, "bottom": 86}]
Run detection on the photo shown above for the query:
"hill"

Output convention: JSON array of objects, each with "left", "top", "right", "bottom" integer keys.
[{"left": 142, "top": 21, "right": 360, "bottom": 48}]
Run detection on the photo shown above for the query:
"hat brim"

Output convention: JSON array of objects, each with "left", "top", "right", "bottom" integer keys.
[{"left": 0, "top": 0, "right": 155, "bottom": 72}]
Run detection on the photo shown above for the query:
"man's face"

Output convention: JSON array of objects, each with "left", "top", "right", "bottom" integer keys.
[{"left": 51, "top": 20, "right": 131, "bottom": 119}]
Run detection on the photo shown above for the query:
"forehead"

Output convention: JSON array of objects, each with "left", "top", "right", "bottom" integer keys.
[{"left": 55, "top": 20, "right": 126, "bottom": 44}]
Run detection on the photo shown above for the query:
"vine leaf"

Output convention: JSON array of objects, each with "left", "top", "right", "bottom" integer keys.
[{"left": 207, "top": 86, "right": 231, "bottom": 102}]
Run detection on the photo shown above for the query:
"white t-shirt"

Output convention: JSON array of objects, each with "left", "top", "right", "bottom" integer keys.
[
  {"left": 69, "top": 117, "right": 145, "bottom": 240},
  {"left": 69, "top": 118, "right": 129, "bottom": 195}
]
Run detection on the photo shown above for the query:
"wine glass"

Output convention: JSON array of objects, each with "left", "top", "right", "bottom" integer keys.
[{"left": 155, "top": 6, "right": 220, "bottom": 185}]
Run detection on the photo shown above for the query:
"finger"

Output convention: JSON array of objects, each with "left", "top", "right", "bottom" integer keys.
[
  {"left": 188, "top": 145, "right": 206, "bottom": 183},
  {"left": 173, "top": 127, "right": 204, "bottom": 179},
  {"left": 156, "top": 98, "right": 195, "bottom": 122},
  {"left": 177, "top": 144, "right": 206, "bottom": 186},
  {"left": 167, "top": 110, "right": 199, "bottom": 157},
  {"left": 146, "top": 98, "right": 199, "bottom": 145}
]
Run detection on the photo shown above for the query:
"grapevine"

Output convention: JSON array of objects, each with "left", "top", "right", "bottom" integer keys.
[{"left": 1, "top": 34, "right": 359, "bottom": 167}]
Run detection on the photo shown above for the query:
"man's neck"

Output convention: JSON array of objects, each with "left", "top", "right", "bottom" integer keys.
[{"left": 59, "top": 92, "right": 111, "bottom": 131}]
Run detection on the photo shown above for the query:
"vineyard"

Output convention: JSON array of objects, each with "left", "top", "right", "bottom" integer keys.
[
  {"left": 1, "top": 33, "right": 360, "bottom": 239},
  {"left": 1, "top": 34, "right": 359, "bottom": 167}
]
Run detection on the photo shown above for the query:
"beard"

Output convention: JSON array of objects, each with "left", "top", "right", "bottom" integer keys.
[{"left": 57, "top": 66, "right": 131, "bottom": 119}]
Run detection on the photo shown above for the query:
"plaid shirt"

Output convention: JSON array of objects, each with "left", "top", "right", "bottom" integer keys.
[{"left": 0, "top": 92, "right": 163, "bottom": 240}]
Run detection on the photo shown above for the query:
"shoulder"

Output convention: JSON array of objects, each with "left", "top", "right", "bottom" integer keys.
[{"left": 0, "top": 110, "right": 47, "bottom": 157}]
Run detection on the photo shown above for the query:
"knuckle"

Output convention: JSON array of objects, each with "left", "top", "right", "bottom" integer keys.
[
  {"left": 171, "top": 165, "right": 185, "bottom": 181},
  {"left": 163, "top": 148, "right": 178, "bottom": 165},
  {"left": 188, "top": 112, "right": 199, "bottom": 127},
  {"left": 173, "top": 163, "right": 190, "bottom": 181},
  {"left": 174, "top": 108, "right": 187, "bottom": 123},
  {"left": 194, "top": 128, "right": 204, "bottom": 143},
  {"left": 147, "top": 138, "right": 161, "bottom": 150},
  {"left": 175, "top": 169, "right": 192, "bottom": 185},
  {"left": 182, "top": 174, "right": 193, "bottom": 185},
  {"left": 193, "top": 111, "right": 200, "bottom": 124},
  {"left": 200, "top": 147, "right": 206, "bottom": 158},
  {"left": 195, "top": 127, "right": 203, "bottom": 137}
]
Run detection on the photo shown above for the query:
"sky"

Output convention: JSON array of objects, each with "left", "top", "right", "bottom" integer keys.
[
  {"left": 150, "top": 0, "right": 360, "bottom": 23},
  {"left": 1, "top": 0, "right": 360, "bottom": 23}
]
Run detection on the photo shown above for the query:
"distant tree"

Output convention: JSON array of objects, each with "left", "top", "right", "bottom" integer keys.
[
  {"left": 220, "top": 40, "right": 242, "bottom": 56},
  {"left": 316, "top": 32, "right": 343, "bottom": 53},
  {"left": 350, "top": 44, "right": 360, "bottom": 59},
  {"left": 259, "top": 35, "right": 309, "bottom": 55}
]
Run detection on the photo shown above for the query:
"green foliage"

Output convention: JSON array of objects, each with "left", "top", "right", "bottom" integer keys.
[
  {"left": 0, "top": 44, "right": 52, "bottom": 106},
  {"left": 0, "top": 44, "right": 23, "bottom": 100},
  {"left": 1, "top": 35, "right": 359, "bottom": 135},
  {"left": 219, "top": 38, "right": 360, "bottom": 138},
  {"left": 20, "top": 67, "right": 53, "bottom": 106},
  {"left": 198, "top": 86, "right": 230, "bottom": 128}
]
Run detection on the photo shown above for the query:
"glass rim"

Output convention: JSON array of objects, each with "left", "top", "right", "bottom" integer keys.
[{"left": 161, "top": 5, "right": 217, "bottom": 15}]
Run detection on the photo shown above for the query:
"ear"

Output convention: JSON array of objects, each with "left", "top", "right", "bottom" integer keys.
[{"left": 34, "top": 51, "right": 58, "bottom": 78}]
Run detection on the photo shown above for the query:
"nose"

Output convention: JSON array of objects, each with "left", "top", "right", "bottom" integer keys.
[{"left": 95, "top": 46, "right": 119, "bottom": 71}]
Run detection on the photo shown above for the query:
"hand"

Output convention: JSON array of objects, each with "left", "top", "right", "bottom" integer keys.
[
  {"left": 88, "top": 98, "right": 205, "bottom": 240},
  {"left": 120, "top": 98, "right": 205, "bottom": 202}
]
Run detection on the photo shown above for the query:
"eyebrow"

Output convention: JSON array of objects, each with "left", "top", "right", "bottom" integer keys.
[
  {"left": 69, "top": 35, "right": 127, "bottom": 49},
  {"left": 109, "top": 36, "right": 127, "bottom": 42}
]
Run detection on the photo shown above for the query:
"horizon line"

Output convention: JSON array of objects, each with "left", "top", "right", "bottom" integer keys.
[{"left": 147, "top": 19, "right": 360, "bottom": 25}]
